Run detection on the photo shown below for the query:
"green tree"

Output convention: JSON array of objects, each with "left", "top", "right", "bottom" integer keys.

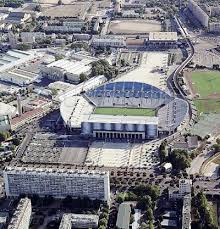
[
  {"left": 169, "top": 149, "right": 190, "bottom": 171},
  {"left": 99, "top": 218, "right": 108, "bottom": 227},
  {"left": 116, "top": 193, "right": 124, "bottom": 203},
  {"left": 149, "top": 221, "right": 154, "bottom": 229},
  {"left": 79, "top": 73, "right": 87, "bottom": 82},
  {"left": 145, "top": 207, "right": 154, "bottom": 221}
]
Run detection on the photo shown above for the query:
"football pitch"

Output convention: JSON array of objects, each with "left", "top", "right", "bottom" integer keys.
[
  {"left": 191, "top": 71, "right": 220, "bottom": 97},
  {"left": 191, "top": 71, "right": 220, "bottom": 113},
  {"left": 94, "top": 107, "right": 156, "bottom": 116}
]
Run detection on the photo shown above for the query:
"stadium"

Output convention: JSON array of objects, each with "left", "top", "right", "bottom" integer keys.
[{"left": 60, "top": 81, "right": 189, "bottom": 140}]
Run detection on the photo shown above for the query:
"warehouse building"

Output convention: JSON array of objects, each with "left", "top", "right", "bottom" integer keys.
[
  {"left": 59, "top": 214, "right": 99, "bottom": 229},
  {"left": 41, "top": 58, "right": 91, "bottom": 83},
  {"left": 147, "top": 32, "right": 178, "bottom": 49},
  {"left": 4, "top": 166, "right": 110, "bottom": 202},
  {"left": 7, "top": 198, "right": 31, "bottom": 229}
]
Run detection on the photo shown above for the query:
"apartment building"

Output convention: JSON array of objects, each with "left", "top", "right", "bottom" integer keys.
[
  {"left": 169, "top": 179, "right": 192, "bottom": 199},
  {"left": 3, "top": 166, "right": 110, "bottom": 202},
  {"left": 7, "top": 198, "right": 32, "bottom": 229}
]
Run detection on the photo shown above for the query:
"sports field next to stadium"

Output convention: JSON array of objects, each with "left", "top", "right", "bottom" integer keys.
[
  {"left": 94, "top": 107, "right": 156, "bottom": 116},
  {"left": 190, "top": 71, "right": 220, "bottom": 113}
]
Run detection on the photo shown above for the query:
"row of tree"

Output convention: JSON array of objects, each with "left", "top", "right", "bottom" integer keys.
[{"left": 192, "top": 192, "right": 218, "bottom": 229}]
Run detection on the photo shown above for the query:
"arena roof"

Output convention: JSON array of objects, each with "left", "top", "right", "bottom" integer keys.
[
  {"left": 86, "top": 114, "right": 158, "bottom": 125},
  {"left": 85, "top": 81, "right": 172, "bottom": 108},
  {"left": 60, "top": 81, "right": 188, "bottom": 132}
]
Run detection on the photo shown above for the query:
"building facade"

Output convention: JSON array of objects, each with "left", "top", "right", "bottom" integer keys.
[
  {"left": 4, "top": 166, "right": 110, "bottom": 202},
  {"left": 91, "top": 36, "right": 126, "bottom": 48},
  {"left": 7, "top": 198, "right": 32, "bottom": 229},
  {"left": 81, "top": 115, "right": 158, "bottom": 140},
  {"left": 187, "top": 0, "right": 209, "bottom": 28},
  {"left": 147, "top": 32, "right": 178, "bottom": 49}
]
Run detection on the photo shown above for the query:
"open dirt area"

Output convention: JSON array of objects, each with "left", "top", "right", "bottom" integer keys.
[
  {"left": 108, "top": 20, "right": 161, "bottom": 34},
  {"left": 42, "top": 2, "right": 90, "bottom": 18}
]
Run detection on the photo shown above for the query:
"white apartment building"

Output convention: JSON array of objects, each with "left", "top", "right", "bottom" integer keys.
[
  {"left": 7, "top": 198, "right": 32, "bottom": 229},
  {"left": 3, "top": 166, "right": 110, "bottom": 202},
  {"left": 182, "top": 194, "right": 191, "bottom": 229},
  {"left": 179, "top": 179, "right": 192, "bottom": 196},
  {"left": 187, "top": 0, "right": 209, "bottom": 28},
  {"left": 59, "top": 214, "right": 99, "bottom": 229},
  {"left": 169, "top": 179, "right": 192, "bottom": 200},
  {"left": 91, "top": 36, "right": 126, "bottom": 48}
]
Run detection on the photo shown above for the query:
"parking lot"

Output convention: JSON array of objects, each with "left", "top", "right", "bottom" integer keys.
[{"left": 21, "top": 133, "right": 89, "bottom": 165}]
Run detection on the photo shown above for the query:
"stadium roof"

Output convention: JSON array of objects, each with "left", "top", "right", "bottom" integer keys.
[
  {"left": 86, "top": 114, "right": 158, "bottom": 125},
  {"left": 85, "top": 81, "right": 172, "bottom": 108}
]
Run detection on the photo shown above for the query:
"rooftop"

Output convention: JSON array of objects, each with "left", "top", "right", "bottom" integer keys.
[
  {"left": 116, "top": 203, "right": 131, "bottom": 229},
  {"left": 5, "top": 165, "right": 109, "bottom": 177},
  {"left": 148, "top": 32, "right": 178, "bottom": 41},
  {"left": 86, "top": 114, "right": 158, "bottom": 125}
]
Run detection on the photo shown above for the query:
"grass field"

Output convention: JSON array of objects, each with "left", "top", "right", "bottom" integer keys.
[
  {"left": 94, "top": 107, "right": 156, "bottom": 116},
  {"left": 191, "top": 71, "right": 220, "bottom": 113}
]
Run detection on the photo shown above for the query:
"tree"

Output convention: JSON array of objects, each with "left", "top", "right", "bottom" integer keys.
[
  {"left": 145, "top": 207, "right": 154, "bottom": 221},
  {"left": 0, "top": 132, "right": 10, "bottom": 142},
  {"left": 213, "top": 144, "right": 220, "bottom": 153},
  {"left": 35, "top": 4, "right": 42, "bottom": 12},
  {"left": 99, "top": 218, "right": 108, "bottom": 227},
  {"left": 116, "top": 193, "right": 124, "bottom": 203},
  {"left": 121, "top": 59, "right": 125, "bottom": 67},
  {"left": 79, "top": 73, "right": 87, "bottom": 82},
  {"left": 216, "top": 138, "right": 220, "bottom": 145},
  {"left": 136, "top": 195, "right": 152, "bottom": 210},
  {"left": 169, "top": 149, "right": 190, "bottom": 171},
  {"left": 159, "top": 149, "right": 167, "bottom": 163},
  {"left": 130, "top": 215, "right": 135, "bottom": 224},
  {"left": 149, "top": 221, "right": 154, "bottom": 229},
  {"left": 12, "top": 138, "right": 20, "bottom": 146}
]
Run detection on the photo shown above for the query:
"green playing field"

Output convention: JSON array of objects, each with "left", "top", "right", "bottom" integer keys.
[
  {"left": 94, "top": 107, "right": 156, "bottom": 116},
  {"left": 191, "top": 71, "right": 220, "bottom": 113}
]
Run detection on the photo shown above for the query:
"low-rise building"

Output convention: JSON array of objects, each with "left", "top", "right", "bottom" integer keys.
[
  {"left": 20, "top": 32, "right": 46, "bottom": 43},
  {"left": 91, "top": 35, "right": 126, "bottom": 48},
  {"left": 147, "top": 32, "right": 178, "bottom": 49},
  {"left": 116, "top": 203, "right": 131, "bottom": 229},
  {"left": 59, "top": 214, "right": 99, "bottom": 229},
  {"left": 7, "top": 198, "right": 31, "bottom": 229},
  {"left": 5, "top": 12, "right": 31, "bottom": 25},
  {"left": 41, "top": 58, "right": 91, "bottom": 83}
]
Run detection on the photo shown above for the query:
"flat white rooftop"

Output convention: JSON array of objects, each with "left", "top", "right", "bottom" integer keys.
[
  {"left": 86, "top": 114, "right": 158, "bottom": 125},
  {"left": 47, "top": 59, "right": 91, "bottom": 75},
  {"left": 148, "top": 32, "right": 178, "bottom": 41}
]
